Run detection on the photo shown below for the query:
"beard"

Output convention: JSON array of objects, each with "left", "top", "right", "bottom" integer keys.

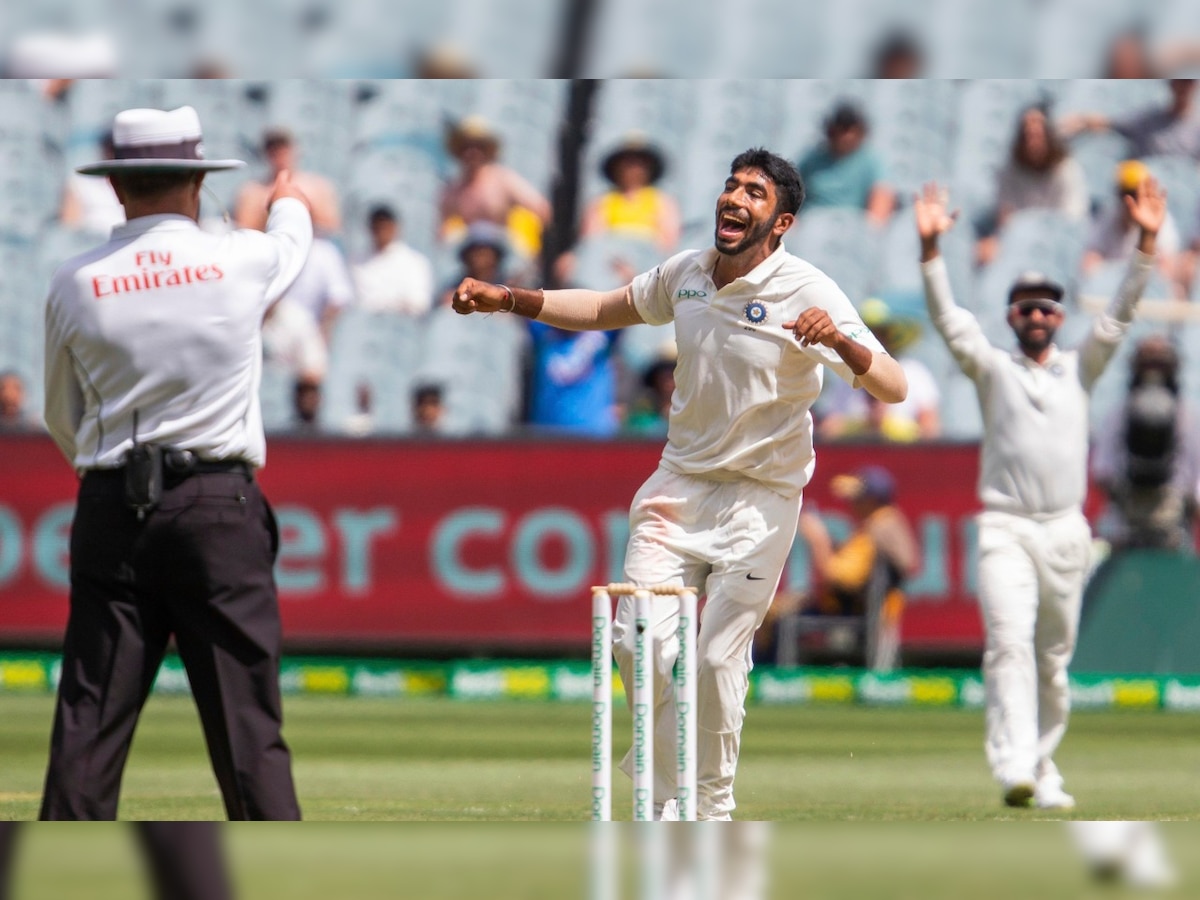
[
  {"left": 1016, "top": 325, "right": 1056, "bottom": 355},
  {"left": 714, "top": 214, "right": 776, "bottom": 256}
]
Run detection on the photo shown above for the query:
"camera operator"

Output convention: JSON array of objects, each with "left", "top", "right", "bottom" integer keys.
[{"left": 1092, "top": 336, "right": 1200, "bottom": 551}]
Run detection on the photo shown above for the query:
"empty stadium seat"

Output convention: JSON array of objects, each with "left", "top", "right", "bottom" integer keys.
[
  {"left": 985, "top": 210, "right": 1088, "bottom": 305},
  {"left": 1143, "top": 155, "right": 1200, "bottom": 241},
  {"left": 787, "top": 208, "right": 882, "bottom": 305},
  {"left": 565, "top": 235, "right": 661, "bottom": 292},
  {"left": 414, "top": 306, "right": 528, "bottom": 435},
  {"left": 938, "top": 372, "right": 984, "bottom": 441},
  {"left": 866, "top": 80, "right": 958, "bottom": 202},
  {"left": 323, "top": 309, "right": 426, "bottom": 433}
]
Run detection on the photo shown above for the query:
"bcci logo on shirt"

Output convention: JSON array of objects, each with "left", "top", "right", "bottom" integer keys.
[{"left": 743, "top": 301, "right": 768, "bottom": 325}]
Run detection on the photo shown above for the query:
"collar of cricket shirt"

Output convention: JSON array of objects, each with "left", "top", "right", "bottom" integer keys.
[
  {"left": 698, "top": 241, "right": 789, "bottom": 289},
  {"left": 110, "top": 214, "right": 202, "bottom": 239}
]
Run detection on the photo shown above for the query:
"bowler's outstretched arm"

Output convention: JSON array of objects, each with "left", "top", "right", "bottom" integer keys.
[{"left": 452, "top": 279, "right": 645, "bottom": 331}]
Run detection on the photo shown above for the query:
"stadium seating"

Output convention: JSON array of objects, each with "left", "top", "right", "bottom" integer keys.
[
  {"left": 1068, "top": 131, "right": 1135, "bottom": 217},
  {"left": 4, "top": 75, "right": 1198, "bottom": 444},
  {"left": 566, "top": 235, "right": 660, "bottom": 293},
  {"left": 1143, "top": 155, "right": 1200, "bottom": 241},
  {"left": 984, "top": 209, "right": 1088, "bottom": 304},
  {"left": 926, "top": 0, "right": 1039, "bottom": 78},
  {"left": 787, "top": 208, "right": 882, "bottom": 305},
  {"left": 937, "top": 372, "right": 984, "bottom": 441},
  {"left": 414, "top": 306, "right": 528, "bottom": 435},
  {"left": 951, "top": 80, "right": 1047, "bottom": 224},
  {"left": 865, "top": 80, "right": 958, "bottom": 203},
  {"left": 323, "top": 309, "right": 427, "bottom": 434}
]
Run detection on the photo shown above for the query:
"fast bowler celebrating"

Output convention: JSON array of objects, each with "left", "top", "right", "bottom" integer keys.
[
  {"left": 454, "top": 148, "right": 907, "bottom": 819},
  {"left": 915, "top": 179, "right": 1165, "bottom": 810}
]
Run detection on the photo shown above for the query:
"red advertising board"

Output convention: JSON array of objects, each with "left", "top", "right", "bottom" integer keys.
[{"left": 0, "top": 435, "right": 991, "bottom": 652}]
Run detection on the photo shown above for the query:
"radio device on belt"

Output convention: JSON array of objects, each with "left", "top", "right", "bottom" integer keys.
[{"left": 124, "top": 410, "right": 162, "bottom": 520}]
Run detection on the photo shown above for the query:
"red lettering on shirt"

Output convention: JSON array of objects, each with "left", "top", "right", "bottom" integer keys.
[
  {"left": 134, "top": 250, "right": 173, "bottom": 267},
  {"left": 90, "top": 262, "right": 225, "bottom": 298}
]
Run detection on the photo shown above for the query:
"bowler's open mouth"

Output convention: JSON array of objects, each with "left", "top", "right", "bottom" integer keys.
[{"left": 717, "top": 211, "right": 748, "bottom": 241}]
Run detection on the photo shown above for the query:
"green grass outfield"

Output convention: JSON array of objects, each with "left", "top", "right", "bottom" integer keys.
[
  {"left": 6, "top": 823, "right": 1200, "bottom": 900},
  {"left": 2, "top": 694, "right": 1198, "bottom": 821}
]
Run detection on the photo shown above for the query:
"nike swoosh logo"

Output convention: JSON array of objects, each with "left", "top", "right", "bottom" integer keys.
[{"left": 746, "top": 574, "right": 765, "bottom": 581}]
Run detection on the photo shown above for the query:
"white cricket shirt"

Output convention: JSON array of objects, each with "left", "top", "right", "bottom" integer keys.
[
  {"left": 44, "top": 197, "right": 313, "bottom": 470},
  {"left": 631, "top": 243, "right": 885, "bottom": 498},
  {"left": 922, "top": 252, "right": 1152, "bottom": 518}
]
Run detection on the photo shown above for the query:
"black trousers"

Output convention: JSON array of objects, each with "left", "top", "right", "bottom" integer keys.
[
  {"left": 0, "top": 822, "right": 232, "bottom": 900},
  {"left": 40, "top": 468, "right": 300, "bottom": 820}
]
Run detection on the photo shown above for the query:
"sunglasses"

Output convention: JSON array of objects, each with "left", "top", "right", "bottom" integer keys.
[{"left": 1012, "top": 301, "right": 1060, "bottom": 318}]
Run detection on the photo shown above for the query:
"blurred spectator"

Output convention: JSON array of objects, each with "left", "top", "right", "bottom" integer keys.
[
  {"left": 261, "top": 299, "right": 327, "bottom": 383},
  {"left": 440, "top": 222, "right": 510, "bottom": 306},
  {"left": 557, "top": 135, "right": 681, "bottom": 287},
  {"left": 624, "top": 341, "right": 676, "bottom": 436},
  {"left": 1103, "top": 29, "right": 1200, "bottom": 80},
  {"left": 0, "top": 370, "right": 38, "bottom": 432},
  {"left": 282, "top": 238, "right": 356, "bottom": 340},
  {"left": 1092, "top": 336, "right": 1200, "bottom": 551},
  {"left": 798, "top": 467, "right": 919, "bottom": 614},
  {"left": 58, "top": 129, "right": 124, "bottom": 234},
  {"left": 1061, "top": 79, "right": 1200, "bottom": 160},
  {"left": 234, "top": 127, "right": 342, "bottom": 235},
  {"left": 581, "top": 136, "right": 681, "bottom": 251},
  {"left": 351, "top": 205, "right": 435, "bottom": 315},
  {"left": 343, "top": 383, "right": 376, "bottom": 437},
  {"left": 976, "top": 105, "right": 1089, "bottom": 267},
  {"left": 1103, "top": 30, "right": 1159, "bottom": 79},
  {"left": 869, "top": 30, "right": 925, "bottom": 79},
  {"left": 412, "top": 383, "right": 446, "bottom": 435},
  {"left": 759, "top": 466, "right": 918, "bottom": 669},
  {"left": 528, "top": 323, "right": 620, "bottom": 436},
  {"left": 797, "top": 101, "right": 895, "bottom": 226},
  {"left": 291, "top": 375, "right": 323, "bottom": 433},
  {"left": 816, "top": 297, "right": 940, "bottom": 442},
  {"left": 439, "top": 116, "right": 552, "bottom": 259},
  {"left": 1081, "top": 161, "right": 1182, "bottom": 290},
  {"left": 413, "top": 44, "right": 479, "bottom": 79}
]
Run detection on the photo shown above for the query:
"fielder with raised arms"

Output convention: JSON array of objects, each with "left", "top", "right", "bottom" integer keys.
[
  {"left": 454, "top": 148, "right": 907, "bottom": 820},
  {"left": 915, "top": 179, "right": 1166, "bottom": 810}
]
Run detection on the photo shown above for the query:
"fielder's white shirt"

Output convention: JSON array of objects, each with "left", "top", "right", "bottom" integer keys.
[
  {"left": 352, "top": 240, "right": 435, "bottom": 315},
  {"left": 44, "top": 197, "right": 313, "bottom": 470},
  {"left": 921, "top": 251, "right": 1152, "bottom": 518},
  {"left": 630, "top": 242, "right": 885, "bottom": 498}
]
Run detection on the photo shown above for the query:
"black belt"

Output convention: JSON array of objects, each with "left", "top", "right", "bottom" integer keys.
[
  {"left": 162, "top": 450, "right": 250, "bottom": 478},
  {"left": 84, "top": 454, "right": 251, "bottom": 480}
]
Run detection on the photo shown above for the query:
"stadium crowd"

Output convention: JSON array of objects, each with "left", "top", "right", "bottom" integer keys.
[{"left": 2, "top": 78, "right": 1200, "bottom": 443}]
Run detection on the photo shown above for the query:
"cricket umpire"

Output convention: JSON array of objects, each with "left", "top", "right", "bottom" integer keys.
[
  {"left": 40, "top": 106, "right": 313, "bottom": 820},
  {"left": 915, "top": 179, "right": 1165, "bottom": 810}
]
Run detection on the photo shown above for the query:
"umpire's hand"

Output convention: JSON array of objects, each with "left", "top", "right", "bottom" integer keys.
[{"left": 266, "top": 169, "right": 312, "bottom": 213}]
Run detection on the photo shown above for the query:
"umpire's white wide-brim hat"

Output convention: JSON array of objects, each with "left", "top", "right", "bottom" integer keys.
[{"left": 76, "top": 106, "right": 246, "bottom": 175}]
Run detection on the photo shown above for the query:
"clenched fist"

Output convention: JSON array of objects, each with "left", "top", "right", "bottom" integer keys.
[{"left": 452, "top": 279, "right": 513, "bottom": 315}]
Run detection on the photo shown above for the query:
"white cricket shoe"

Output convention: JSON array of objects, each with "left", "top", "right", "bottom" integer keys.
[
  {"left": 655, "top": 798, "right": 680, "bottom": 821},
  {"left": 1002, "top": 780, "right": 1035, "bottom": 808},
  {"left": 1035, "top": 775, "right": 1076, "bottom": 810}
]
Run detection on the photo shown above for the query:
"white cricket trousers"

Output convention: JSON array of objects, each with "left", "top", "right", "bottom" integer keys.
[
  {"left": 611, "top": 466, "right": 800, "bottom": 820},
  {"left": 976, "top": 509, "right": 1092, "bottom": 789}
]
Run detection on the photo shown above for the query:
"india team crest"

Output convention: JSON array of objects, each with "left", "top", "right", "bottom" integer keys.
[{"left": 743, "top": 301, "right": 768, "bottom": 325}]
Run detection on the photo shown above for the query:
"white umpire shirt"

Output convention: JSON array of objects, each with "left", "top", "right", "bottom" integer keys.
[
  {"left": 44, "top": 197, "right": 313, "bottom": 471},
  {"left": 630, "top": 242, "right": 886, "bottom": 499},
  {"left": 921, "top": 251, "right": 1152, "bottom": 518}
]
